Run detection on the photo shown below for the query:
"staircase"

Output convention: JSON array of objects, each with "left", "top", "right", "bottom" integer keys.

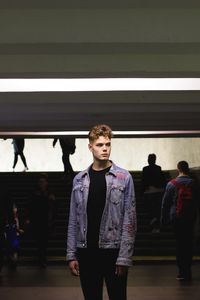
[
  {"left": 133, "top": 171, "right": 176, "bottom": 257},
  {"left": 0, "top": 171, "right": 199, "bottom": 263}
]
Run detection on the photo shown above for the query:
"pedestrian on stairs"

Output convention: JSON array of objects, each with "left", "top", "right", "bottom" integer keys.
[
  {"left": 141, "top": 153, "right": 166, "bottom": 233},
  {"left": 25, "top": 173, "right": 56, "bottom": 268},
  {"left": 161, "top": 160, "right": 199, "bottom": 281}
]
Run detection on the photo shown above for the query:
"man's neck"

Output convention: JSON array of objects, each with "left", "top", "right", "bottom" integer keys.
[
  {"left": 178, "top": 172, "right": 188, "bottom": 177},
  {"left": 92, "top": 160, "right": 112, "bottom": 171}
]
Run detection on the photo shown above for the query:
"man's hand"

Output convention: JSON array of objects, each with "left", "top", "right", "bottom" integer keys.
[
  {"left": 68, "top": 260, "right": 80, "bottom": 276},
  {"left": 115, "top": 265, "right": 128, "bottom": 277}
]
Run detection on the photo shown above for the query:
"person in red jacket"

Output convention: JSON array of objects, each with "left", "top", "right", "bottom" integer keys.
[{"left": 161, "top": 161, "right": 199, "bottom": 281}]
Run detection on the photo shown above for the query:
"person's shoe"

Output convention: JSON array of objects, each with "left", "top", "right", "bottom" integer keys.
[
  {"left": 39, "top": 262, "right": 47, "bottom": 269},
  {"left": 176, "top": 274, "right": 185, "bottom": 280},
  {"left": 23, "top": 167, "right": 28, "bottom": 172},
  {"left": 39, "top": 259, "right": 47, "bottom": 268},
  {"left": 150, "top": 217, "right": 157, "bottom": 226}
]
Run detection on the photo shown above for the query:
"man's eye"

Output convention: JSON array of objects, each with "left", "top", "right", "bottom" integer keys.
[{"left": 95, "top": 143, "right": 110, "bottom": 147}]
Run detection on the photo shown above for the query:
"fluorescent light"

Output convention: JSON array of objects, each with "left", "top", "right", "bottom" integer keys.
[
  {"left": 0, "top": 78, "right": 200, "bottom": 92},
  {"left": 1, "top": 130, "right": 200, "bottom": 137}
]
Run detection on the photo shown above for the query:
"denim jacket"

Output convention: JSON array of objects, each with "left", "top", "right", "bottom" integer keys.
[
  {"left": 67, "top": 162, "right": 137, "bottom": 266},
  {"left": 161, "top": 175, "right": 197, "bottom": 225}
]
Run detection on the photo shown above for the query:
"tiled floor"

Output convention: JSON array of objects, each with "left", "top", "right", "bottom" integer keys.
[{"left": 0, "top": 262, "right": 200, "bottom": 300}]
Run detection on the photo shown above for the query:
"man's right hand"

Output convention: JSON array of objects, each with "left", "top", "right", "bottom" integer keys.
[{"left": 68, "top": 260, "right": 80, "bottom": 276}]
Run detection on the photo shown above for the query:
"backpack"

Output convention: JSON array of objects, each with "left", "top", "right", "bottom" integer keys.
[
  {"left": 4, "top": 223, "right": 19, "bottom": 250},
  {"left": 171, "top": 179, "right": 196, "bottom": 220}
]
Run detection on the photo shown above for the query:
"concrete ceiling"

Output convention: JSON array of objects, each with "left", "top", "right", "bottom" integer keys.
[{"left": 0, "top": 1, "right": 200, "bottom": 136}]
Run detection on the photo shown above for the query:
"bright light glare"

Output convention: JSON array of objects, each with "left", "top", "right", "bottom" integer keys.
[
  {"left": 0, "top": 78, "right": 200, "bottom": 92},
  {"left": 1, "top": 130, "right": 200, "bottom": 137}
]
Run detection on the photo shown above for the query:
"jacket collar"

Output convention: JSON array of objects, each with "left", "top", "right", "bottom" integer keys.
[{"left": 80, "top": 161, "right": 117, "bottom": 178}]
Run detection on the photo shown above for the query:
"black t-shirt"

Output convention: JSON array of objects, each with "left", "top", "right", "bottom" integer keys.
[{"left": 87, "top": 166, "right": 111, "bottom": 248}]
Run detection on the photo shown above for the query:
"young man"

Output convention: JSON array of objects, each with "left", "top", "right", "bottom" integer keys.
[
  {"left": 67, "top": 124, "right": 137, "bottom": 300},
  {"left": 161, "top": 161, "right": 199, "bottom": 281}
]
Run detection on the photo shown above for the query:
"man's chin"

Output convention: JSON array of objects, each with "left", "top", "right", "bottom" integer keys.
[{"left": 99, "top": 157, "right": 109, "bottom": 161}]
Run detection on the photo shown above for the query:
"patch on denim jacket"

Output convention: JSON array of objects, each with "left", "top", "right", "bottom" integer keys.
[{"left": 116, "top": 172, "right": 126, "bottom": 180}]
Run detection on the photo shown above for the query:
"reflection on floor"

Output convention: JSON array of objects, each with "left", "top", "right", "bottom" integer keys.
[{"left": 0, "top": 262, "right": 200, "bottom": 300}]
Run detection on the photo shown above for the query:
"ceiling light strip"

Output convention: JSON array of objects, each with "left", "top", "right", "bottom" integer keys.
[
  {"left": 0, "top": 78, "right": 200, "bottom": 92},
  {"left": 1, "top": 130, "right": 200, "bottom": 137}
]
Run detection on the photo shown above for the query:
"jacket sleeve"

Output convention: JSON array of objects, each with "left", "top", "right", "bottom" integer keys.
[
  {"left": 66, "top": 182, "right": 78, "bottom": 262},
  {"left": 116, "top": 173, "right": 137, "bottom": 267},
  {"left": 160, "top": 182, "right": 176, "bottom": 225}
]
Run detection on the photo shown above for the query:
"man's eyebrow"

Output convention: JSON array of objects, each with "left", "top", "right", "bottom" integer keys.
[{"left": 96, "top": 142, "right": 111, "bottom": 146}]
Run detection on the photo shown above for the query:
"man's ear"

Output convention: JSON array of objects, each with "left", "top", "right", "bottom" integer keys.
[{"left": 88, "top": 143, "right": 92, "bottom": 151}]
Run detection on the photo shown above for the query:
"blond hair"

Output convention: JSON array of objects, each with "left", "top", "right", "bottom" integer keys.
[{"left": 88, "top": 124, "right": 113, "bottom": 143}]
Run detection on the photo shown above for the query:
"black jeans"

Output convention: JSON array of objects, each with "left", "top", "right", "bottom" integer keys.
[
  {"left": 77, "top": 248, "right": 128, "bottom": 300},
  {"left": 31, "top": 225, "right": 48, "bottom": 265},
  {"left": 173, "top": 220, "right": 194, "bottom": 278}
]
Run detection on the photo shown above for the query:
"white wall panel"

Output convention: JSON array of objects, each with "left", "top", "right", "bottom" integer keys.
[{"left": 1, "top": 138, "right": 200, "bottom": 172}]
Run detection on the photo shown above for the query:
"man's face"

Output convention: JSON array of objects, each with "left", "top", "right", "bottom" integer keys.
[
  {"left": 88, "top": 136, "right": 111, "bottom": 162},
  {"left": 38, "top": 177, "right": 48, "bottom": 191}
]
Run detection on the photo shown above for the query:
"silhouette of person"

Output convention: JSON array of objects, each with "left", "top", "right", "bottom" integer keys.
[
  {"left": 0, "top": 178, "right": 12, "bottom": 271},
  {"left": 25, "top": 173, "right": 56, "bottom": 268},
  {"left": 141, "top": 153, "right": 166, "bottom": 233},
  {"left": 4, "top": 203, "right": 24, "bottom": 269},
  {"left": 12, "top": 138, "right": 28, "bottom": 172},
  {"left": 53, "top": 137, "right": 76, "bottom": 177},
  {"left": 161, "top": 161, "right": 199, "bottom": 281}
]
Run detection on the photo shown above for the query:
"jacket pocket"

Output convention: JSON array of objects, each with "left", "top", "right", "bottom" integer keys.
[{"left": 110, "top": 185, "right": 125, "bottom": 204}]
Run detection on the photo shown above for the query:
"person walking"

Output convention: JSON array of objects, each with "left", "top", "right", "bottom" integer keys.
[
  {"left": 161, "top": 160, "right": 199, "bottom": 281},
  {"left": 25, "top": 173, "right": 56, "bottom": 268},
  {"left": 53, "top": 137, "right": 76, "bottom": 178},
  {"left": 67, "top": 124, "right": 137, "bottom": 300},
  {"left": 12, "top": 138, "right": 28, "bottom": 172}
]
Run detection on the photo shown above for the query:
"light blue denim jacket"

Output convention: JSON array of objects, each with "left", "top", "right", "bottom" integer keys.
[{"left": 67, "top": 162, "right": 137, "bottom": 266}]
